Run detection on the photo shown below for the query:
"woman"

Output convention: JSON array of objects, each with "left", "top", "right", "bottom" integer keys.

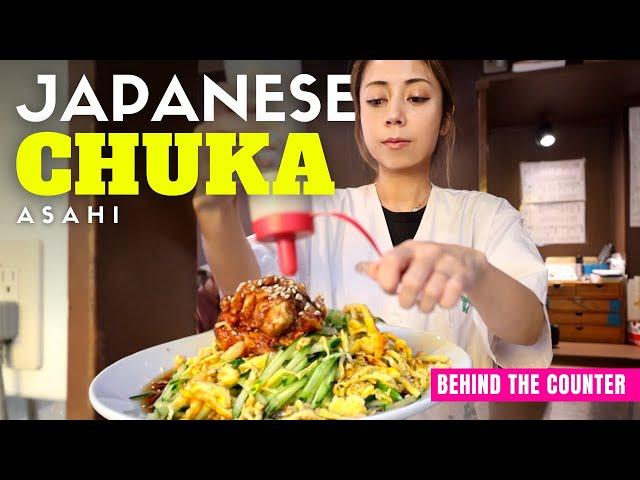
[{"left": 193, "top": 60, "right": 551, "bottom": 374}]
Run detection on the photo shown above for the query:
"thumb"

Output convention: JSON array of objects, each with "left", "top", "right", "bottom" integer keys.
[{"left": 355, "top": 261, "right": 380, "bottom": 279}]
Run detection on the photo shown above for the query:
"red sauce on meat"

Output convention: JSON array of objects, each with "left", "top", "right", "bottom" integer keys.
[{"left": 214, "top": 276, "right": 325, "bottom": 356}]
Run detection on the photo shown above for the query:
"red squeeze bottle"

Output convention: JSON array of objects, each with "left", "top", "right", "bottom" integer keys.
[
  {"left": 252, "top": 211, "right": 314, "bottom": 276},
  {"left": 252, "top": 205, "right": 383, "bottom": 277}
]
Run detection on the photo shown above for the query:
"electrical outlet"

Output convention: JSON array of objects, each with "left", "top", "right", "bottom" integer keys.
[
  {"left": 0, "top": 267, "right": 19, "bottom": 302},
  {"left": 0, "top": 240, "right": 43, "bottom": 370}
]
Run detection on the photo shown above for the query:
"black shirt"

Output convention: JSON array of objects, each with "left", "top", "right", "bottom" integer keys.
[{"left": 381, "top": 205, "right": 426, "bottom": 246}]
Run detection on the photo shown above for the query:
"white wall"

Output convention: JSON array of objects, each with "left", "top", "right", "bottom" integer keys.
[{"left": 0, "top": 60, "right": 69, "bottom": 403}]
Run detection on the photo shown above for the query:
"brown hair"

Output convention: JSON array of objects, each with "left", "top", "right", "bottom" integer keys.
[{"left": 350, "top": 60, "right": 456, "bottom": 186}]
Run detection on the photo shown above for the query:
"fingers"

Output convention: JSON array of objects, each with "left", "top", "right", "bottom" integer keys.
[
  {"left": 356, "top": 241, "right": 468, "bottom": 313},
  {"left": 254, "top": 130, "right": 288, "bottom": 169},
  {"left": 357, "top": 241, "right": 436, "bottom": 296},
  {"left": 419, "top": 271, "right": 449, "bottom": 312},
  {"left": 355, "top": 261, "right": 379, "bottom": 278},
  {"left": 373, "top": 244, "right": 416, "bottom": 294},
  {"left": 439, "top": 274, "right": 464, "bottom": 309},
  {"left": 419, "top": 253, "right": 466, "bottom": 312},
  {"left": 396, "top": 246, "right": 440, "bottom": 308}
]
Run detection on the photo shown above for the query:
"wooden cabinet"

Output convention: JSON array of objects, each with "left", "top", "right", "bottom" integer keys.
[{"left": 547, "top": 280, "right": 626, "bottom": 344}]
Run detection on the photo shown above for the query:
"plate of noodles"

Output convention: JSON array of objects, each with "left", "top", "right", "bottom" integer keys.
[{"left": 90, "top": 276, "right": 471, "bottom": 420}]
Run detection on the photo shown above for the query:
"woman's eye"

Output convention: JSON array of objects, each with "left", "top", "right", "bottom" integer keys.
[
  {"left": 366, "top": 98, "right": 386, "bottom": 106},
  {"left": 408, "top": 96, "right": 429, "bottom": 104}
]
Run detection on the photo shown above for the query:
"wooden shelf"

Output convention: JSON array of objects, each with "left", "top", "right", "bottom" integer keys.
[
  {"left": 476, "top": 60, "right": 640, "bottom": 129},
  {"left": 477, "top": 61, "right": 613, "bottom": 87}
]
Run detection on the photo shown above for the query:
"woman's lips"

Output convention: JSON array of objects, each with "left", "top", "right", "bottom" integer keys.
[{"left": 383, "top": 138, "right": 411, "bottom": 150}]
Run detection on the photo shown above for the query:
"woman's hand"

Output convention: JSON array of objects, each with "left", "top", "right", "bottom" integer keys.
[
  {"left": 191, "top": 83, "right": 286, "bottom": 295},
  {"left": 357, "top": 239, "right": 545, "bottom": 345},
  {"left": 357, "top": 240, "right": 489, "bottom": 312},
  {"left": 191, "top": 82, "right": 288, "bottom": 217}
]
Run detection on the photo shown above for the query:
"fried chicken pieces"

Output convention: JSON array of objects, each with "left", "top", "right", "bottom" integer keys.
[{"left": 215, "top": 276, "right": 326, "bottom": 356}]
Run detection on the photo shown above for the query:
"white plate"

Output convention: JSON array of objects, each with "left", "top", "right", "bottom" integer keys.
[{"left": 89, "top": 325, "right": 471, "bottom": 420}]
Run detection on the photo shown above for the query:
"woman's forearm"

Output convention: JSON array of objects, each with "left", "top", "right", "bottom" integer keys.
[
  {"left": 197, "top": 206, "right": 260, "bottom": 297},
  {"left": 467, "top": 261, "right": 546, "bottom": 346}
]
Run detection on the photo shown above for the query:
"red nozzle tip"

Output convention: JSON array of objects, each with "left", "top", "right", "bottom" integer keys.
[
  {"left": 277, "top": 235, "right": 297, "bottom": 276},
  {"left": 252, "top": 212, "right": 313, "bottom": 277}
]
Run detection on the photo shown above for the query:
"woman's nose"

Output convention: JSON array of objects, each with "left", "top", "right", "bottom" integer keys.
[{"left": 385, "top": 103, "right": 405, "bottom": 126}]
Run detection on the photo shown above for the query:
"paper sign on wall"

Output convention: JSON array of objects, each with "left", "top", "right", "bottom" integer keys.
[
  {"left": 520, "top": 158, "right": 586, "bottom": 204},
  {"left": 521, "top": 201, "right": 586, "bottom": 245},
  {"left": 520, "top": 158, "right": 586, "bottom": 246}
]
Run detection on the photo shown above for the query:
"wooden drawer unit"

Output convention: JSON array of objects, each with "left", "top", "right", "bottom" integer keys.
[
  {"left": 549, "top": 312, "right": 622, "bottom": 327},
  {"left": 547, "top": 280, "right": 626, "bottom": 344},
  {"left": 576, "top": 283, "right": 623, "bottom": 299},
  {"left": 548, "top": 283, "right": 577, "bottom": 297},
  {"left": 557, "top": 324, "right": 625, "bottom": 343},
  {"left": 547, "top": 298, "right": 622, "bottom": 313}
]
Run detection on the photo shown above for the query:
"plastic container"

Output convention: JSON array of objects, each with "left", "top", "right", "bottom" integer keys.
[
  {"left": 223, "top": 60, "right": 312, "bottom": 277},
  {"left": 575, "top": 255, "right": 583, "bottom": 279},
  {"left": 628, "top": 321, "right": 640, "bottom": 346},
  {"left": 582, "top": 263, "right": 609, "bottom": 275},
  {"left": 249, "top": 172, "right": 313, "bottom": 276}
]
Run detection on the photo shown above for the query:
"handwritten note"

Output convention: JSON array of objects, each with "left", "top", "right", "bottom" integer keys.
[
  {"left": 520, "top": 159, "right": 586, "bottom": 204},
  {"left": 521, "top": 202, "right": 585, "bottom": 245},
  {"left": 630, "top": 107, "right": 640, "bottom": 227}
]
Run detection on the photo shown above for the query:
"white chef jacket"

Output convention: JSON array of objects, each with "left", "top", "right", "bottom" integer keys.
[{"left": 248, "top": 183, "right": 552, "bottom": 370}]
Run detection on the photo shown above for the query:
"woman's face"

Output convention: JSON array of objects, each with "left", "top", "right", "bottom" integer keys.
[{"left": 359, "top": 60, "right": 445, "bottom": 172}]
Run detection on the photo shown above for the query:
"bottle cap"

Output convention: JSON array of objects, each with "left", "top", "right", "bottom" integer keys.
[{"left": 252, "top": 212, "right": 314, "bottom": 276}]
